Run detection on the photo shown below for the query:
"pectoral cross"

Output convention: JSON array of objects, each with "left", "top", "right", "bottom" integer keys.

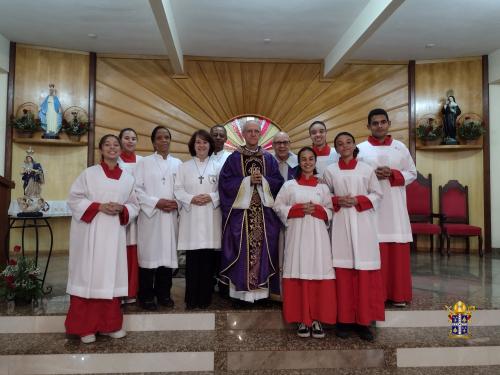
[{"left": 198, "top": 176, "right": 204, "bottom": 184}]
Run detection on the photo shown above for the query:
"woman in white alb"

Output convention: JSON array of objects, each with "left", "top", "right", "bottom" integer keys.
[
  {"left": 117, "top": 128, "right": 142, "bottom": 303},
  {"left": 134, "top": 126, "right": 181, "bottom": 311},
  {"left": 175, "top": 129, "right": 221, "bottom": 309},
  {"left": 273, "top": 146, "right": 337, "bottom": 339}
]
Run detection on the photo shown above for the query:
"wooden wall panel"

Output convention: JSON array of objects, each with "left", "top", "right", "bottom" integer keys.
[
  {"left": 415, "top": 58, "right": 484, "bottom": 251},
  {"left": 96, "top": 57, "right": 408, "bottom": 161},
  {"left": 11, "top": 45, "right": 89, "bottom": 252}
]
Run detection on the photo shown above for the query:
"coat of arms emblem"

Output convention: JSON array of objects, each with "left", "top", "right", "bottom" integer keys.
[{"left": 446, "top": 300, "right": 476, "bottom": 338}]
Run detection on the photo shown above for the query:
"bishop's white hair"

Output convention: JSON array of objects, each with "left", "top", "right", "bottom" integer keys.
[{"left": 241, "top": 119, "right": 261, "bottom": 133}]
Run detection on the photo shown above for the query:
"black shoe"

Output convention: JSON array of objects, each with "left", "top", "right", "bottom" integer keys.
[
  {"left": 356, "top": 325, "right": 374, "bottom": 342},
  {"left": 139, "top": 299, "right": 157, "bottom": 311},
  {"left": 297, "top": 323, "right": 310, "bottom": 338},
  {"left": 158, "top": 297, "right": 175, "bottom": 308},
  {"left": 185, "top": 303, "right": 196, "bottom": 310},
  {"left": 311, "top": 321, "right": 325, "bottom": 338},
  {"left": 335, "top": 323, "right": 352, "bottom": 339}
]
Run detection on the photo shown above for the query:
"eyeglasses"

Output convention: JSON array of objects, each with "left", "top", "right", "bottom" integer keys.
[{"left": 274, "top": 141, "right": 290, "bottom": 146}]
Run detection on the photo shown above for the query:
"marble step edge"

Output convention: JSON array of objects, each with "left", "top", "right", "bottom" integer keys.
[
  {"left": 1, "top": 327, "right": 500, "bottom": 356},
  {"left": 0, "top": 313, "right": 215, "bottom": 333}
]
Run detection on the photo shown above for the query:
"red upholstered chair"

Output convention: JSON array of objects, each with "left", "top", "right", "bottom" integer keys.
[
  {"left": 406, "top": 172, "right": 442, "bottom": 254},
  {"left": 439, "top": 180, "right": 483, "bottom": 257}
]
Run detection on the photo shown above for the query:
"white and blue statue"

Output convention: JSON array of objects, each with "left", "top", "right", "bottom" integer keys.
[{"left": 39, "top": 83, "right": 63, "bottom": 139}]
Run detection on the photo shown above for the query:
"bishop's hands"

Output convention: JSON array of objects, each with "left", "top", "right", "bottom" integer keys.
[
  {"left": 336, "top": 195, "right": 358, "bottom": 208},
  {"left": 99, "top": 202, "right": 124, "bottom": 215},
  {"left": 155, "top": 199, "right": 178, "bottom": 212},
  {"left": 375, "top": 166, "right": 392, "bottom": 180},
  {"left": 191, "top": 194, "right": 212, "bottom": 206},
  {"left": 250, "top": 170, "right": 263, "bottom": 185}
]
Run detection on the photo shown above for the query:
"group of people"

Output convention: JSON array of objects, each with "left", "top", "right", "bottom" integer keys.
[{"left": 64, "top": 107, "right": 416, "bottom": 345}]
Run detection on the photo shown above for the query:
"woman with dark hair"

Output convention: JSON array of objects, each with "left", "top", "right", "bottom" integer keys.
[
  {"left": 65, "top": 134, "right": 139, "bottom": 343},
  {"left": 323, "top": 132, "right": 385, "bottom": 342},
  {"left": 134, "top": 126, "right": 181, "bottom": 311},
  {"left": 117, "top": 128, "right": 142, "bottom": 304},
  {"left": 174, "top": 129, "right": 221, "bottom": 309},
  {"left": 273, "top": 146, "right": 336, "bottom": 338}
]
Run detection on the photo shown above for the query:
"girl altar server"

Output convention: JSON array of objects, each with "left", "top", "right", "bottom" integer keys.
[
  {"left": 174, "top": 130, "right": 221, "bottom": 309},
  {"left": 65, "top": 134, "right": 139, "bottom": 344},
  {"left": 323, "top": 132, "right": 385, "bottom": 342},
  {"left": 134, "top": 126, "right": 181, "bottom": 311},
  {"left": 273, "top": 146, "right": 336, "bottom": 339},
  {"left": 117, "top": 128, "right": 142, "bottom": 304}
]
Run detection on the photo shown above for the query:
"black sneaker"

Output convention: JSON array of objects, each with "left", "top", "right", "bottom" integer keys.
[
  {"left": 311, "top": 321, "right": 325, "bottom": 338},
  {"left": 158, "top": 297, "right": 174, "bottom": 308},
  {"left": 139, "top": 299, "right": 157, "bottom": 311},
  {"left": 335, "top": 323, "right": 352, "bottom": 339},
  {"left": 297, "top": 323, "right": 310, "bottom": 338},
  {"left": 356, "top": 325, "right": 374, "bottom": 342}
]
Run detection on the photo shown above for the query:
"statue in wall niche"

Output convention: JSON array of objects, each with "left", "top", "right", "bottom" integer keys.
[
  {"left": 17, "top": 147, "right": 49, "bottom": 215},
  {"left": 39, "top": 83, "right": 63, "bottom": 139},
  {"left": 441, "top": 92, "right": 461, "bottom": 145}
]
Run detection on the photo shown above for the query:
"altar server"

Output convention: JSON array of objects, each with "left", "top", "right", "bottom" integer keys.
[
  {"left": 274, "top": 146, "right": 336, "bottom": 338},
  {"left": 134, "top": 126, "right": 181, "bottom": 311},
  {"left": 175, "top": 130, "right": 221, "bottom": 309},
  {"left": 65, "top": 134, "right": 139, "bottom": 344},
  {"left": 117, "top": 128, "right": 142, "bottom": 304},
  {"left": 357, "top": 108, "right": 417, "bottom": 307},
  {"left": 323, "top": 132, "right": 385, "bottom": 341},
  {"left": 309, "top": 121, "right": 338, "bottom": 177}
]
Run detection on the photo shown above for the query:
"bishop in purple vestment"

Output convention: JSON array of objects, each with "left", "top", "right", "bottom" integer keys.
[{"left": 219, "top": 120, "right": 284, "bottom": 302}]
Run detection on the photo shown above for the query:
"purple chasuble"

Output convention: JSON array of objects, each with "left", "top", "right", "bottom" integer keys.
[{"left": 218, "top": 148, "right": 284, "bottom": 294}]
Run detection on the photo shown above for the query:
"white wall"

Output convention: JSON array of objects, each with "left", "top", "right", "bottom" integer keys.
[
  {"left": 0, "top": 33, "right": 10, "bottom": 177},
  {"left": 489, "top": 49, "right": 500, "bottom": 248}
]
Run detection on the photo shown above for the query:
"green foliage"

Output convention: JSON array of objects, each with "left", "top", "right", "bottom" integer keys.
[
  {"left": 10, "top": 110, "right": 40, "bottom": 132},
  {"left": 458, "top": 119, "right": 484, "bottom": 140},
  {"left": 63, "top": 111, "right": 89, "bottom": 136},
  {"left": 416, "top": 122, "right": 443, "bottom": 141},
  {"left": 0, "top": 246, "right": 42, "bottom": 302}
]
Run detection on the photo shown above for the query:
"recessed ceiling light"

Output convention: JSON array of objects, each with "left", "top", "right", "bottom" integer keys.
[
  {"left": 87, "top": 33, "right": 97, "bottom": 38},
  {"left": 264, "top": 38, "right": 271, "bottom": 43},
  {"left": 425, "top": 43, "right": 436, "bottom": 48}
]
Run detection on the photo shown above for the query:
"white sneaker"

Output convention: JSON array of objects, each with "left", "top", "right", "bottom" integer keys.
[
  {"left": 311, "top": 321, "right": 325, "bottom": 338},
  {"left": 297, "top": 323, "right": 310, "bottom": 338},
  {"left": 81, "top": 334, "right": 96, "bottom": 344},
  {"left": 392, "top": 302, "right": 407, "bottom": 307},
  {"left": 100, "top": 329, "right": 127, "bottom": 339}
]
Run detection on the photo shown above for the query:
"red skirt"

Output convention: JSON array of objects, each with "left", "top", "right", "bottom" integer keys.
[
  {"left": 127, "top": 245, "right": 139, "bottom": 297},
  {"left": 65, "top": 295, "right": 123, "bottom": 337},
  {"left": 282, "top": 278, "right": 337, "bottom": 326},
  {"left": 335, "top": 268, "right": 385, "bottom": 326},
  {"left": 379, "top": 242, "right": 412, "bottom": 303}
]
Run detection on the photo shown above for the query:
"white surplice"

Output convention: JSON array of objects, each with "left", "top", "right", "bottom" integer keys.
[
  {"left": 66, "top": 165, "right": 139, "bottom": 299},
  {"left": 118, "top": 154, "right": 142, "bottom": 246},
  {"left": 273, "top": 180, "right": 335, "bottom": 280},
  {"left": 174, "top": 156, "right": 222, "bottom": 250},
  {"left": 323, "top": 161, "right": 382, "bottom": 270},
  {"left": 316, "top": 148, "right": 339, "bottom": 177},
  {"left": 134, "top": 152, "right": 182, "bottom": 268},
  {"left": 357, "top": 139, "right": 417, "bottom": 243},
  {"left": 211, "top": 149, "right": 231, "bottom": 171}
]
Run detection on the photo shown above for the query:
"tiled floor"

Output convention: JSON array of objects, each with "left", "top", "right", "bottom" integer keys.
[{"left": 0, "top": 249, "right": 499, "bottom": 374}]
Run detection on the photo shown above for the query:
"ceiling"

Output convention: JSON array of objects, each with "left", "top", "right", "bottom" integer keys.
[{"left": 0, "top": 0, "right": 500, "bottom": 62}]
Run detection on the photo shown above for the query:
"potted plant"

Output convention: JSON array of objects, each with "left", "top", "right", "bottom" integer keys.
[
  {"left": 0, "top": 245, "right": 43, "bottom": 305},
  {"left": 10, "top": 108, "right": 40, "bottom": 138},
  {"left": 458, "top": 115, "right": 485, "bottom": 144},
  {"left": 416, "top": 116, "right": 443, "bottom": 146},
  {"left": 62, "top": 108, "right": 89, "bottom": 142}
]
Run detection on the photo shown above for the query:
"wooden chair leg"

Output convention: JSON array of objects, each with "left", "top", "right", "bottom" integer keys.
[
  {"left": 479, "top": 235, "right": 483, "bottom": 257},
  {"left": 447, "top": 235, "right": 451, "bottom": 256},
  {"left": 430, "top": 234, "right": 434, "bottom": 253},
  {"left": 466, "top": 237, "right": 470, "bottom": 254}
]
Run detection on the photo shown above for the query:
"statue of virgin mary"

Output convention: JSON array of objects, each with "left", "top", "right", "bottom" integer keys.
[{"left": 39, "top": 83, "right": 63, "bottom": 139}]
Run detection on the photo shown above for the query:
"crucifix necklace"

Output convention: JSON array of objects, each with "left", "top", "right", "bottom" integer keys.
[
  {"left": 154, "top": 154, "right": 169, "bottom": 185},
  {"left": 193, "top": 157, "right": 210, "bottom": 184}
]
